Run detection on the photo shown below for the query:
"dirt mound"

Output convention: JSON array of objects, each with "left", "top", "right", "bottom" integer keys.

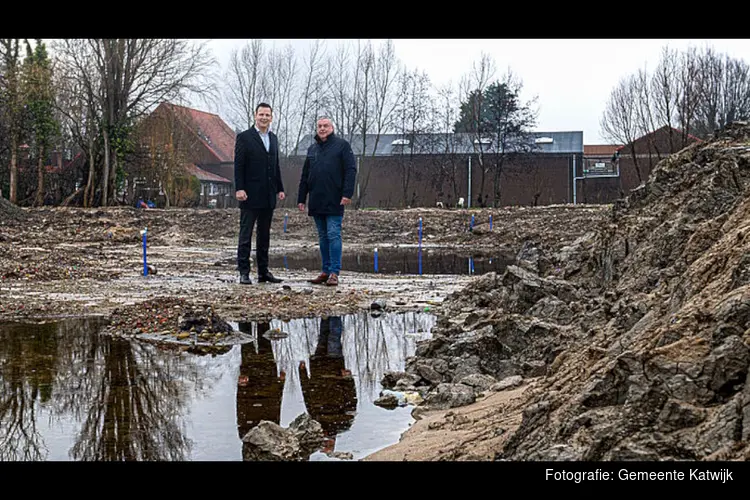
[
  {"left": 395, "top": 122, "right": 750, "bottom": 461},
  {"left": 0, "top": 197, "right": 26, "bottom": 222}
]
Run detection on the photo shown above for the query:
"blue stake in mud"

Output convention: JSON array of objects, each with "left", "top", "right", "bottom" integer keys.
[
  {"left": 374, "top": 247, "right": 379, "bottom": 273},
  {"left": 418, "top": 247, "right": 423, "bottom": 276},
  {"left": 284, "top": 255, "right": 288, "bottom": 270},
  {"left": 489, "top": 214, "right": 493, "bottom": 231},
  {"left": 470, "top": 214, "right": 475, "bottom": 232},
  {"left": 284, "top": 213, "right": 288, "bottom": 233},
  {"left": 141, "top": 228, "right": 148, "bottom": 276},
  {"left": 418, "top": 217, "right": 423, "bottom": 247},
  {"left": 469, "top": 256, "right": 475, "bottom": 274}
]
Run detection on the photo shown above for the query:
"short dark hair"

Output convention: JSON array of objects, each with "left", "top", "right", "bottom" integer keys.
[{"left": 256, "top": 102, "right": 273, "bottom": 113}]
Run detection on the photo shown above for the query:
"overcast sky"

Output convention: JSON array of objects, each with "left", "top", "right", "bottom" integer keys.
[{"left": 204, "top": 38, "right": 750, "bottom": 145}]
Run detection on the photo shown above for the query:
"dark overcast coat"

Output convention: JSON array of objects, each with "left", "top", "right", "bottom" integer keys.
[{"left": 297, "top": 133, "right": 357, "bottom": 216}]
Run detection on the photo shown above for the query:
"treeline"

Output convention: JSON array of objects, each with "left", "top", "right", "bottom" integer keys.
[{"left": 601, "top": 45, "right": 750, "bottom": 182}]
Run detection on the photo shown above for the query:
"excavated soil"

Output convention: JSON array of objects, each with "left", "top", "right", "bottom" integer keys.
[{"left": 368, "top": 122, "right": 750, "bottom": 461}]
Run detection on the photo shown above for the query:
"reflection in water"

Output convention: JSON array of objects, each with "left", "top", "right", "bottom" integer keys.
[
  {"left": 235, "top": 322, "right": 283, "bottom": 439},
  {"left": 0, "top": 311, "right": 435, "bottom": 461},
  {"left": 0, "top": 320, "right": 59, "bottom": 460},
  {"left": 0, "top": 318, "right": 218, "bottom": 461},
  {"left": 257, "top": 311, "right": 436, "bottom": 460},
  {"left": 272, "top": 248, "right": 509, "bottom": 275},
  {"left": 299, "top": 317, "right": 357, "bottom": 453}
]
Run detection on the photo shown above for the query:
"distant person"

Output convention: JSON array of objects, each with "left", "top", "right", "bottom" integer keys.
[
  {"left": 298, "top": 316, "right": 357, "bottom": 449},
  {"left": 297, "top": 117, "right": 357, "bottom": 287},
  {"left": 235, "top": 102, "right": 285, "bottom": 285}
]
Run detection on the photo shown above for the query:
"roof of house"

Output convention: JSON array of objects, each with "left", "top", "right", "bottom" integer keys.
[
  {"left": 584, "top": 144, "right": 621, "bottom": 156},
  {"left": 616, "top": 125, "right": 703, "bottom": 151},
  {"left": 161, "top": 102, "right": 237, "bottom": 164},
  {"left": 292, "top": 130, "right": 583, "bottom": 156},
  {"left": 184, "top": 163, "right": 232, "bottom": 183}
]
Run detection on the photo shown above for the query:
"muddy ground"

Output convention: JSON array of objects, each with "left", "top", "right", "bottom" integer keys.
[
  {"left": 0, "top": 200, "right": 608, "bottom": 460},
  {"left": 0, "top": 202, "right": 606, "bottom": 324}
]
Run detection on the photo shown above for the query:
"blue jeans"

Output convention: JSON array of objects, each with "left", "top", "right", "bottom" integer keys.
[{"left": 313, "top": 215, "right": 343, "bottom": 275}]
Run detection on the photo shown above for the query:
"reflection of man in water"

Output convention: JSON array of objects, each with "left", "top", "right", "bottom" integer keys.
[
  {"left": 236, "top": 322, "right": 284, "bottom": 440},
  {"left": 299, "top": 316, "right": 357, "bottom": 453}
]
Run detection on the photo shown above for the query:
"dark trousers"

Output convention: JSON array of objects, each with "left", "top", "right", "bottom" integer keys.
[{"left": 237, "top": 208, "right": 274, "bottom": 276}]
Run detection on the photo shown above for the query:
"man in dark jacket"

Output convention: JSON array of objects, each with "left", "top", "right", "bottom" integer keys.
[
  {"left": 235, "top": 103, "right": 285, "bottom": 285},
  {"left": 298, "top": 316, "right": 356, "bottom": 454},
  {"left": 297, "top": 117, "right": 357, "bottom": 286}
]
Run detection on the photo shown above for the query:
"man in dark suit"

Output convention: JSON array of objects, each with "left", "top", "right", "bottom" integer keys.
[
  {"left": 235, "top": 102, "right": 285, "bottom": 284},
  {"left": 236, "top": 322, "right": 284, "bottom": 442}
]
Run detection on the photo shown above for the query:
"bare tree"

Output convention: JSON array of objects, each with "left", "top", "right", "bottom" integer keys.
[
  {"left": 694, "top": 47, "right": 750, "bottom": 137},
  {"left": 131, "top": 103, "right": 200, "bottom": 208},
  {"left": 602, "top": 42, "right": 750, "bottom": 162},
  {"left": 53, "top": 40, "right": 101, "bottom": 207},
  {"left": 291, "top": 40, "right": 327, "bottom": 156},
  {"left": 369, "top": 40, "right": 400, "bottom": 158},
  {"left": 722, "top": 57, "right": 750, "bottom": 124},
  {"left": 350, "top": 41, "right": 376, "bottom": 208},
  {"left": 225, "top": 39, "right": 264, "bottom": 131},
  {"left": 53, "top": 39, "right": 216, "bottom": 206},
  {"left": 601, "top": 74, "right": 644, "bottom": 184},
  {"left": 262, "top": 44, "right": 297, "bottom": 155},
  {"left": 650, "top": 47, "right": 680, "bottom": 152},
  {"left": 633, "top": 67, "right": 672, "bottom": 167},
  {"left": 430, "top": 82, "right": 464, "bottom": 202},
  {"left": 456, "top": 53, "right": 496, "bottom": 199},
  {"left": 394, "top": 68, "right": 432, "bottom": 206},
  {"left": 355, "top": 40, "right": 402, "bottom": 209},
  {"left": 222, "top": 40, "right": 299, "bottom": 154},
  {"left": 675, "top": 47, "right": 703, "bottom": 144},
  {"left": 327, "top": 43, "right": 358, "bottom": 142}
]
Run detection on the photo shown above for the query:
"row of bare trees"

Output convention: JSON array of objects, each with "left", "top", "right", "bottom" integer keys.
[
  {"left": 601, "top": 45, "right": 750, "bottom": 183},
  {"left": 220, "top": 41, "right": 539, "bottom": 207}
]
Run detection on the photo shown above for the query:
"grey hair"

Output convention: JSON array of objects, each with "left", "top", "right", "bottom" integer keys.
[{"left": 316, "top": 116, "right": 335, "bottom": 128}]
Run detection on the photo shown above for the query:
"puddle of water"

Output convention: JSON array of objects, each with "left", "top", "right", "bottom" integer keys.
[
  {"left": 0, "top": 311, "right": 435, "bottom": 461},
  {"left": 272, "top": 247, "right": 511, "bottom": 275}
]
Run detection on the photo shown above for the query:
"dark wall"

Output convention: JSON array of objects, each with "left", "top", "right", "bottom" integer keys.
[
  {"left": 278, "top": 153, "right": 585, "bottom": 209},
  {"left": 221, "top": 149, "right": 691, "bottom": 210}
]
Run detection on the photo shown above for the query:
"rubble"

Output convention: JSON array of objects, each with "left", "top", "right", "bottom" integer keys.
[{"left": 368, "top": 122, "right": 750, "bottom": 461}]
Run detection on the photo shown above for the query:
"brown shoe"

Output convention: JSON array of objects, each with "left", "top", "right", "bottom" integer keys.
[
  {"left": 308, "top": 272, "right": 329, "bottom": 284},
  {"left": 325, "top": 273, "right": 339, "bottom": 286}
]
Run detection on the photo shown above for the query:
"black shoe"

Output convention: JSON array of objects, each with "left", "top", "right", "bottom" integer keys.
[
  {"left": 258, "top": 272, "right": 282, "bottom": 284},
  {"left": 239, "top": 273, "right": 252, "bottom": 285}
]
